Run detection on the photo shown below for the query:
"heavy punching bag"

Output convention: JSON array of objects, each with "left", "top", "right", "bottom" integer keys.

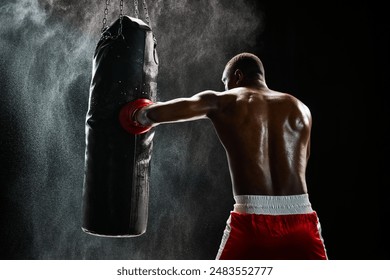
[{"left": 82, "top": 11, "right": 158, "bottom": 237}]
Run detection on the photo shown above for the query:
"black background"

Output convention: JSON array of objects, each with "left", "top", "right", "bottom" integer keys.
[{"left": 0, "top": 0, "right": 389, "bottom": 259}]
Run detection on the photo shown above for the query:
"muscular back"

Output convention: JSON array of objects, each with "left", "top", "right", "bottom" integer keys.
[{"left": 209, "top": 87, "right": 312, "bottom": 196}]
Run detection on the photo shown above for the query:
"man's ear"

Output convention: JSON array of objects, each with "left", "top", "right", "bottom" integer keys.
[{"left": 234, "top": 69, "right": 244, "bottom": 84}]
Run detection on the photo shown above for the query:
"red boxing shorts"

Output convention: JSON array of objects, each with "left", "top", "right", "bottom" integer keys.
[{"left": 216, "top": 194, "right": 327, "bottom": 260}]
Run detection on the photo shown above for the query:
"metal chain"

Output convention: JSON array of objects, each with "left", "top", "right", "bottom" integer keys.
[
  {"left": 119, "top": 0, "right": 124, "bottom": 20},
  {"left": 101, "top": 0, "right": 110, "bottom": 33},
  {"left": 100, "top": 0, "right": 151, "bottom": 36},
  {"left": 142, "top": 0, "right": 150, "bottom": 25},
  {"left": 118, "top": 0, "right": 124, "bottom": 35},
  {"left": 133, "top": 0, "right": 151, "bottom": 25},
  {"left": 100, "top": 0, "right": 125, "bottom": 39},
  {"left": 134, "top": 0, "right": 139, "bottom": 18}
]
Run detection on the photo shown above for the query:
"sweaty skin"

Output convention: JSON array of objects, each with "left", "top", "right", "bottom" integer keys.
[{"left": 136, "top": 67, "right": 312, "bottom": 196}]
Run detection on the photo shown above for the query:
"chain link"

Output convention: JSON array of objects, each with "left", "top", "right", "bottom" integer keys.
[
  {"left": 118, "top": 0, "right": 124, "bottom": 35},
  {"left": 101, "top": 0, "right": 110, "bottom": 33},
  {"left": 100, "top": 0, "right": 151, "bottom": 36},
  {"left": 134, "top": 0, "right": 139, "bottom": 18},
  {"left": 119, "top": 0, "right": 124, "bottom": 19},
  {"left": 142, "top": 0, "right": 150, "bottom": 25},
  {"left": 100, "top": 0, "right": 125, "bottom": 39}
]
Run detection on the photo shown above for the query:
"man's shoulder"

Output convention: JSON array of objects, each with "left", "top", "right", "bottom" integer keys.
[
  {"left": 265, "top": 90, "right": 311, "bottom": 119},
  {"left": 271, "top": 91, "right": 309, "bottom": 109}
]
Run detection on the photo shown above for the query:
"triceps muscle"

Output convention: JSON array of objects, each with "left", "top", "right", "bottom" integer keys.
[{"left": 147, "top": 91, "right": 218, "bottom": 124}]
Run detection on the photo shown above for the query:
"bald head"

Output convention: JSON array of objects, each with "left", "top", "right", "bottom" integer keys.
[
  {"left": 222, "top": 53, "right": 265, "bottom": 90},
  {"left": 226, "top": 52, "right": 264, "bottom": 79}
]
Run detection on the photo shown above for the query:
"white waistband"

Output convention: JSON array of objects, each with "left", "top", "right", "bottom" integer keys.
[{"left": 233, "top": 194, "right": 313, "bottom": 215}]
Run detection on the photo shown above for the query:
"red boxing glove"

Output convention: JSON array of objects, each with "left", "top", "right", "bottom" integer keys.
[{"left": 119, "top": 98, "right": 153, "bottom": 135}]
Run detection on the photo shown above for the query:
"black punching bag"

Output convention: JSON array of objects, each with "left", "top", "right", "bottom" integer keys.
[{"left": 82, "top": 16, "right": 158, "bottom": 237}]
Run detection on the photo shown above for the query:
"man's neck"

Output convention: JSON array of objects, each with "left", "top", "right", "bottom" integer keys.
[{"left": 243, "top": 79, "right": 267, "bottom": 90}]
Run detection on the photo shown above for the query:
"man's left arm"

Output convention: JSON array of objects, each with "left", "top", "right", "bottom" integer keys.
[{"left": 136, "top": 90, "right": 219, "bottom": 127}]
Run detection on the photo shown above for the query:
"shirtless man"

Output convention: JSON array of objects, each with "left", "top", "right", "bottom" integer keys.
[{"left": 121, "top": 53, "right": 327, "bottom": 259}]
